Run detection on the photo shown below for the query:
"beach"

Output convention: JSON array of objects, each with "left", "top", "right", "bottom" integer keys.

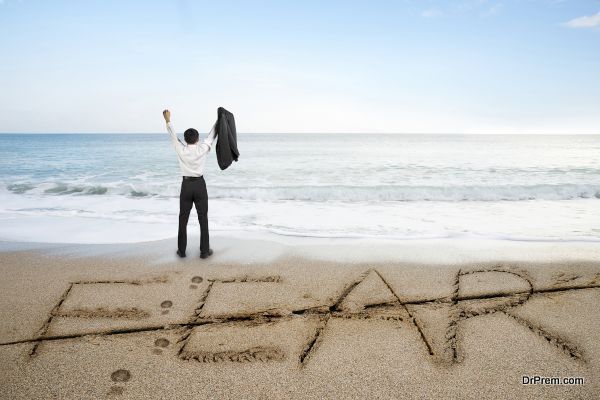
[
  {"left": 1, "top": 233, "right": 599, "bottom": 399},
  {"left": 2, "top": 134, "right": 600, "bottom": 398}
]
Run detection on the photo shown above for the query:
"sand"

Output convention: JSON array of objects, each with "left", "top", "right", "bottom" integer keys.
[{"left": 0, "top": 234, "right": 599, "bottom": 399}]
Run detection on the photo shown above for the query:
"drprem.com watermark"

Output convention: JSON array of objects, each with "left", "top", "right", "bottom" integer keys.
[{"left": 522, "top": 375, "right": 585, "bottom": 385}]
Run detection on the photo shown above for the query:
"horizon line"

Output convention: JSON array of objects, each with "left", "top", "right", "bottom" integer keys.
[{"left": 1, "top": 132, "right": 600, "bottom": 136}]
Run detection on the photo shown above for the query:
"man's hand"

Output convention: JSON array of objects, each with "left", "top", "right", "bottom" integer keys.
[{"left": 162, "top": 109, "right": 171, "bottom": 123}]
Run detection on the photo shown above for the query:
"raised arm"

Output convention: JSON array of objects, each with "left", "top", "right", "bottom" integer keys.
[
  {"left": 163, "top": 109, "right": 185, "bottom": 151},
  {"left": 198, "top": 122, "right": 217, "bottom": 155}
]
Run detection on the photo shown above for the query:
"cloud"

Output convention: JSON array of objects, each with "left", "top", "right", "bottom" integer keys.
[
  {"left": 563, "top": 11, "right": 600, "bottom": 29},
  {"left": 422, "top": 7, "right": 443, "bottom": 18}
]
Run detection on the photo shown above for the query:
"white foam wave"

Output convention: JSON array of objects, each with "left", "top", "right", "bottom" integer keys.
[
  {"left": 2, "top": 189, "right": 600, "bottom": 243},
  {"left": 208, "top": 184, "right": 600, "bottom": 202},
  {"left": 8, "top": 182, "right": 600, "bottom": 202}
]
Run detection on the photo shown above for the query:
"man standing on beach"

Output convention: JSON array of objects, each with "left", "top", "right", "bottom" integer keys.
[{"left": 162, "top": 109, "right": 216, "bottom": 259}]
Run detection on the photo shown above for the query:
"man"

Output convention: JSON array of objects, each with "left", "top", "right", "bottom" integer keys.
[{"left": 162, "top": 109, "right": 215, "bottom": 259}]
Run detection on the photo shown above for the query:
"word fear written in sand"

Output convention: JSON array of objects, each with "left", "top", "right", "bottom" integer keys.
[{"left": 10, "top": 269, "right": 600, "bottom": 367}]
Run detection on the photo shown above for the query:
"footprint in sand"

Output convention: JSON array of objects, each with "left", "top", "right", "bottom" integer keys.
[
  {"left": 160, "top": 301, "right": 173, "bottom": 308},
  {"left": 189, "top": 285, "right": 198, "bottom": 289},
  {"left": 110, "top": 369, "right": 131, "bottom": 382},
  {"left": 191, "top": 276, "right": 203, "bottom": 284},
  {"left": 155, "top": 338, "right": 170, "bottom": 348}
]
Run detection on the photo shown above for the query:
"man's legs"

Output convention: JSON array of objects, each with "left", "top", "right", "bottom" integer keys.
[
  {"left": 194, "top": 177, "right": 210, "bottom": 254},
  {"left": 178, "top": 180, "right": 194, "bottom": 255}
]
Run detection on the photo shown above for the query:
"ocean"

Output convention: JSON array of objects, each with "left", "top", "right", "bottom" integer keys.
[{"left": 1, "top": 133, "right": 600, "bottom": 243}]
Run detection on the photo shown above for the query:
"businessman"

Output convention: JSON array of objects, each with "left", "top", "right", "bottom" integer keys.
[{"left": 163, "top": 109, "right": 215, "bottom": 259}]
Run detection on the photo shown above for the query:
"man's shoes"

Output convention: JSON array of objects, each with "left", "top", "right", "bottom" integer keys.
[
  {"left": 200, "top": 249, "right": 213, "bottom": 259},
  {"left": 176, "top": 250, "right": 186, "bottom": 258}
]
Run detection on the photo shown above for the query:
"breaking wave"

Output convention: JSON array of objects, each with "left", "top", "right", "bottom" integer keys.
[{"left": 6, "top": 182, "right": 600, "bottom": 202}]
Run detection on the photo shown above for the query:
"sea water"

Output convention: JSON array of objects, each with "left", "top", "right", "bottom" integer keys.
[{"left": 1, "top": 133, "right": 600, "bottom": 243}]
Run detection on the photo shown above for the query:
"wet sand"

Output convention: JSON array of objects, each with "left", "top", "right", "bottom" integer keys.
[{"left": 1, "top": 235, "right": 599, "bottom": 399}]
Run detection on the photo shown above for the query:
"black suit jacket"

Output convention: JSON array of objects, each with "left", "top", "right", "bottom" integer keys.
[{"left": 215, "top": 107, "right": 239, "bottom": 170}]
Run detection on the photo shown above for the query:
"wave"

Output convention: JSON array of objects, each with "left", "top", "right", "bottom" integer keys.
[
  {"left": 207, "top": 184, "right": 600, "bottom": 202},
  {"left": 6, "top": 182, "right": 155, "bottom": 198},
  {"left": 5, "top": 182, "right": 600, "bottom": 202},
  {"left": 43, "top": 183, "right": 109, "bottom": 195}
]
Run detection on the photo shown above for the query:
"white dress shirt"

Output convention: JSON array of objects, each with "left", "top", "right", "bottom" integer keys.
[{"left": 166, "top": 121, "right": 217, "bottom": 177}]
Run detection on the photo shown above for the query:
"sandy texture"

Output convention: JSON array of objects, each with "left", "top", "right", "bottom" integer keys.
[{"left": 1, "top": 237, "right": 599, "bottom": 399}]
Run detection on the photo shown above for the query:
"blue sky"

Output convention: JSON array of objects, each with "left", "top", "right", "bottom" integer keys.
[{"left": 0, "top": 0, "right": 599, "bottom": 133}]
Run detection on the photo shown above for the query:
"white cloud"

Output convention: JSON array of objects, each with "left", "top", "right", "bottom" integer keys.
[
  {"left": 422, "top": 8, "right": 443, "bottom": 18},
  {"left": 563, "top": 11, "right": 600, "bottom": 29}
]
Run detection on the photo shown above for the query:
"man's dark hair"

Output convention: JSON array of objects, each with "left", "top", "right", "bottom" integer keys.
[{"left": 184, "top": 128, "right": 199, "bottom": 144}]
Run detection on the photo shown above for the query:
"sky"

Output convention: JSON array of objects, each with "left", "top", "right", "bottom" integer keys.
[{"left": 0, "top": 0, "right": 599, "bottom": 134}]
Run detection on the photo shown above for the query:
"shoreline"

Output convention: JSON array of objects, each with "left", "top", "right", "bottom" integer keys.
[{"left": 2, "top": 231, "right": 600, "bottom": 264}]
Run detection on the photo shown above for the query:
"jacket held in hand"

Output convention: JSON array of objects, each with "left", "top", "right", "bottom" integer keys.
[{"left": 215, "top": 107, "right": 240, "bottom": 170}]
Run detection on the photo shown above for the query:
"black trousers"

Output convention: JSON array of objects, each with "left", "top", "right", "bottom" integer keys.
[{"left": 178, "top": 177, "right": 209, "bottom": 254}]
